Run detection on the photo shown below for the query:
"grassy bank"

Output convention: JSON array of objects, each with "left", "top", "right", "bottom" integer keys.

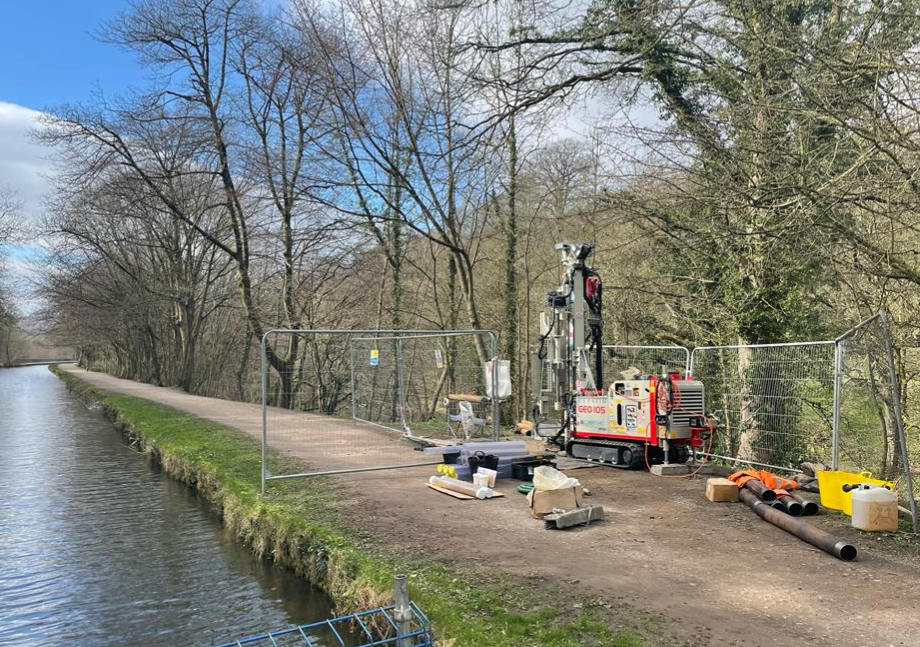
[{"left": 51, "top": 365, "right": 673, "bottom": 647}]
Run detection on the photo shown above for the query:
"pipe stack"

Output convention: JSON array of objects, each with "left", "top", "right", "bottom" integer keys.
[
  {"left": 771, "top": 489, "right": 804, "bottom": 516},
  {"left": 788, "top": 491, "right": 820, "bottom": 516},
  {"left": 730, "top": 470, "right": 819, "bottom": 515},
  {"left": 424, "top": 441, "right": 533, "bottom": 479},
  {"left": 729, "top": 469, "right": 854, "bottom": 561},
  {"left": 741, "top": 479, "right": 776, "bottom": 502},
  {"left": 739, "top": 489, "right": 856, "bottom": 561}
]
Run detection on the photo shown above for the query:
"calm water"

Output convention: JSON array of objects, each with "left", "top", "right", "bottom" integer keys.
[{"left": 0, "top": 366, "right": 337, "bottom": 647}]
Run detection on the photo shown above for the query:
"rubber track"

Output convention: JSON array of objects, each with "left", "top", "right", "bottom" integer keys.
[{"left": 566, "top": 438, "right": 647, "bottom": 469}]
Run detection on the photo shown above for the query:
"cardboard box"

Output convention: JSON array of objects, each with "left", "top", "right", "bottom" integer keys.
[
  {"left": 706, "top": 477, "right": 739, "bottom": 502},
  {"left": 527, "top": 485, "right": 584, "bottom": 518}
]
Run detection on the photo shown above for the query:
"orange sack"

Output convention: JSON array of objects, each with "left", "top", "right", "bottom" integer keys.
[{"left": 759, "top": 470, "right": 798, "bottom": 490}]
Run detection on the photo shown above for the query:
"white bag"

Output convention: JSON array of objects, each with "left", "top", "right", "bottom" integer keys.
[
  {"left": 532, "top": 465, "right": 580, "bottom": 491},
  {"left": 485, "top": 358, "right": 512, "bottom": 399}
]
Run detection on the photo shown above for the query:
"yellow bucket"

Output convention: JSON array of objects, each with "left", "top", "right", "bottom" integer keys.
[{"left": 817, "top": 470, "right": 894, "bottom": 515}]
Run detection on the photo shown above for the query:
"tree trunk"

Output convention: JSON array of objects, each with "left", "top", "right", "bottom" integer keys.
[
  {"left": 236, "top": 326, "right": 254, "bottom": 402},
  {"left": 735, "top": 343, "right": 757, "bottom": 462},
  {"left": 504, "top": 116, "right": 519, "bottom": 419},
  {"left": 447, "top": 255, "right": 458, "bottom": 394},
  {"left": 454, "top": 249, "right": 489, "bottom": 365}
]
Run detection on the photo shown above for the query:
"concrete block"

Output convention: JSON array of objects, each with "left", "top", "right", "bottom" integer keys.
[
  {"left": 544, "top": 505, "right": 605, "bottom": 529},
  {"left": 650, "top": 463, "right": 691, "bottom": 476}
]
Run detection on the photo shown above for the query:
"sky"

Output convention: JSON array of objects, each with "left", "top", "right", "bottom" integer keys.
[
  {"left": 0, "top": 1, "right": 148, "bottom": 311},
  {"left": 0, "top": 1, "right": 148, "bottom": 111},
  {"left": 0, "top": 0, "right": 148, "bottom": 218}
]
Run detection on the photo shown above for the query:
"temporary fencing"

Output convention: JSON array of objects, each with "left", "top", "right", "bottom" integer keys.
[
  {"left": 260, "top": 330, "right": 500, "bottom": 490},
  {"left": 689, "top": 314, "right": 917, "bottom": 529},
  {"left": 209, "top": 576, "right": 433, "bottom": 647},
  {"left": 689, "top": 341, "right": 836, "bottom": 472},
  {"left": 349, "top": 331, "right": 500, "bottom": 440}
]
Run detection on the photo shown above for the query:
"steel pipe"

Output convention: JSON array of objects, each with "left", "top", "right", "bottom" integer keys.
[
  {"left": 742, "top": 479, "right": 777, "bottom": 502},
  {"left": 739, "top": 489, "right": 857, "bottom": 561},
  {"left": 774, "top": 496, "right": 804, "bottom": 517},
  {"left": 788, "top": 492, "right": 819, "bottom": 516}
]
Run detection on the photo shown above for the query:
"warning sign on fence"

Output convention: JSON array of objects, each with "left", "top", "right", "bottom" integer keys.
[{"left": 370, "top": 349, "right": 379, "bottom": 366}]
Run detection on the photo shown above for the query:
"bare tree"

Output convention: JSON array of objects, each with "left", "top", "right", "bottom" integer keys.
[
  {"left": 42, "top": 167, "right": 235, "bottom": 389},
  {"left": 39, "top": 0, "right": 345, "bottom": 406},
  {"left": 0, "top": 188, "right": 21, "bottom": 365},
  {"left": 297, "top": 0, "right": 501, "bottom": 362}
]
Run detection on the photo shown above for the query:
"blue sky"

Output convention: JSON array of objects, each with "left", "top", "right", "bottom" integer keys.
[
  {"left": 0, "top": 0, "right": 146, "bottom": 111},
  {"left": 0, "top": 0, "right": 147, "bottom": 229}
]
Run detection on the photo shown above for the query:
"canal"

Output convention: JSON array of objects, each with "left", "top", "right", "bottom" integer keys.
[{"left": 0, "top": 366, "right": 337, "bottom": 647}]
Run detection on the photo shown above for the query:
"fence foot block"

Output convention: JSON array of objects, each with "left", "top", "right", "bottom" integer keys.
[
  {"left": 693, "top": 463, "right": 732, "bottom": 476},
  {"left": 545, "top": 505, "right": 605, "bottom": 529},
  {"left": 650, "top": 464, "right": 691, "bottom": 476}
]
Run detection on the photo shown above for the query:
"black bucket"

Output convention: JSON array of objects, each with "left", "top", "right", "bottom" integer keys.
[
  {"left": 443, "top": 451, "right": 460, "bottom": 465},
  {"left": 467, "top": 451, "right": 499, "bottom": 474}
]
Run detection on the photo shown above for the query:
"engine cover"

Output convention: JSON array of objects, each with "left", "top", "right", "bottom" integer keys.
[{"left": 573, "top": 378, "right": 705, "bottom": 442}]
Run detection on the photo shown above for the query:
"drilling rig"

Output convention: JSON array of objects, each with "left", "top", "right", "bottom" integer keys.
[{"left": 530, "top": 243, "right": 710, "bottom": 468}]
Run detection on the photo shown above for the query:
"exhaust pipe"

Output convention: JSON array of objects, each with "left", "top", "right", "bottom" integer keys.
[{"left": 739, "top": 489, "right": 856, "bottom": 561}]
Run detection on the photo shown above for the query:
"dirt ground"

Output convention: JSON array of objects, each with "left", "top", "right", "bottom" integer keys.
[{"left": 61, "top": 365, "right": 920, "bottom": 647}]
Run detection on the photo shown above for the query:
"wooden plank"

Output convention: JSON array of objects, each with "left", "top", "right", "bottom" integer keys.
[
  {"left": 426, "top": 483, "right": 474, "bottom": 499},
  {"left": 425, "top": 483, "right": 505, "bottom": 499},
  {"left": 446, "top": 393, "right": 490, "bottom": 404}
]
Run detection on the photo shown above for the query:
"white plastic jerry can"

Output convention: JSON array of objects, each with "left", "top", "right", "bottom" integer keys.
[{"left": 850, "top": 484, "right": 899, "bottom": 532}]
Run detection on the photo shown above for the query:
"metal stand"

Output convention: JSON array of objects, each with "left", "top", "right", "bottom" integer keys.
[{"left": 393, "top": 574, "right": 412, "bottom": 647}]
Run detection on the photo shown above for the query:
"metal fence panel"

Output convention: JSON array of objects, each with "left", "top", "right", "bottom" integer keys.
[
  {"left": 260, "top": 330, "right": 499, "bottom": 489},
  {"left": 689, "top": 342, "right": 837, "bottom": 472},
  {"left": 350, "top": 337, "right": 406, "bottom": 433},
  {"left": 834, "top": 314, "right": 918, "bottom": 528},
  {"left": 351, "top": 332, "right": 499, "bottom": 440},
  {"left": 688, "top": 315, "right": 917, "bottom": 530},
  {"left": 210, "top": 576, "right": 433, "bottom": 647}
]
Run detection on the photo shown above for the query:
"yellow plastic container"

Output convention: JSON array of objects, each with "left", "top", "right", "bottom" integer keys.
[{"left": 817, "top": 470, "right": 894, "bottom": 515}]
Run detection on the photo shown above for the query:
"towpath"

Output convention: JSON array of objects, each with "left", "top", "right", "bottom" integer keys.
[{"left": 59, "top": 364, "right": 919, "bottom": 647}]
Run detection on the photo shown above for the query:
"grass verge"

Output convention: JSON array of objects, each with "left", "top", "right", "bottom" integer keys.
[{"left": 50, "top": 365, "right": 679, "bottom": 647}]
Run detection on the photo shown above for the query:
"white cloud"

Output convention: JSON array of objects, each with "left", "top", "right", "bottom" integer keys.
[
  {"left": 0, "top": 101, "right": 56, "bottom": 314},
  {"left": 0, "top": 101, "right": 55, "bottom": 226}
]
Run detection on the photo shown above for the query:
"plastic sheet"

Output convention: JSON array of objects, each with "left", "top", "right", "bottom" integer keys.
[{"left": 485, "top": 359, "right": 512, "bottom": 399}]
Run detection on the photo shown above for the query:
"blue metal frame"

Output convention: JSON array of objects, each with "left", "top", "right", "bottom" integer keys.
[{"left": 208, "top": 602, "right": 433, "bottom": 647}]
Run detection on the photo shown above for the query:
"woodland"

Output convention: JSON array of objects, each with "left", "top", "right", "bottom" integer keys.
[{"left": 16, "top": 0, "right": 920, "bottom": 444}]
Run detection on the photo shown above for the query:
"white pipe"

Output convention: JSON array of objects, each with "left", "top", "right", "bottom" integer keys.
[{"left": 429, "top": 475, "right": 493, "bottom": 499}]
